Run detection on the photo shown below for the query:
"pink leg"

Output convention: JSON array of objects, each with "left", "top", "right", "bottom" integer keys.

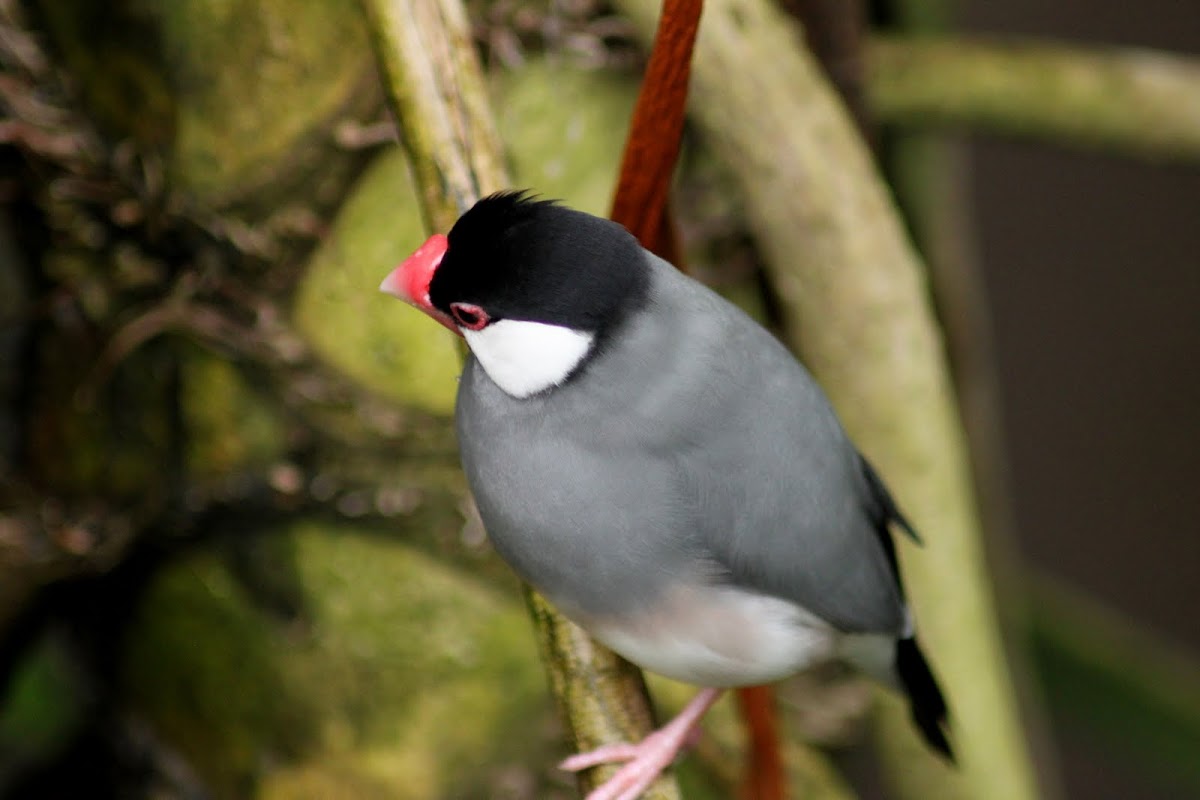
[{"left": 559, "top": 688, "right": 724, "bottom": 800}]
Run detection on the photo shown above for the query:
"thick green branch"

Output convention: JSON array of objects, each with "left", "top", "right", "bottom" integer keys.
[
  {"left": 613, "top": 0, "right": 1041, "bottom": 798},
  {"left": 869, "top": 35, "right": 1200, "bottom": 162},
  {"left": 359, "top": 0, "right": 506, "bottom": 229},
  {"left": 874, "top": 14, "right": 1062, "bottom": 796},
  {"left": 357, "top": 1, "right": 678, "bottom": 797}
]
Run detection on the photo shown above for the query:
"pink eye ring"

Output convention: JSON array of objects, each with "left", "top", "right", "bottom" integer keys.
[{"left": 450, "top": 302, "right": 490, "bottom": 331}]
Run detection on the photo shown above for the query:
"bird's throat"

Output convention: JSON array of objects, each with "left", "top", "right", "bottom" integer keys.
[{"left": 463, "top": 319, "right": 595, "bottom": 398}]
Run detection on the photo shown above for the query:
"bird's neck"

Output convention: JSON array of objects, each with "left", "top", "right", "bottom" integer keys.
[{"left": 463, "top": 318, "right": 596, "bottom": 399}]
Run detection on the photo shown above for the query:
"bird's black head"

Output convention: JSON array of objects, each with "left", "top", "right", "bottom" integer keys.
[{"left": 428, "top": 191, "right": 649, "bottom": 333}]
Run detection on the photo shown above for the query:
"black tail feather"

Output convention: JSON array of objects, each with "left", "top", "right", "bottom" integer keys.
[{"left": 895, "top": 636, "right": 955, "bottom": 761}]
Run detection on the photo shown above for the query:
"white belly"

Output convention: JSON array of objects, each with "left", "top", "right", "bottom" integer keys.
[{"left": 577, "top": 584, "right": 840, "bottom": 687}]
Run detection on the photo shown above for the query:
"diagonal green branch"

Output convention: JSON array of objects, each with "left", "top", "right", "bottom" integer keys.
[
  {"left": 873, "top": 15, "right": 1065, "bottom": 799},
  {"left": 868, "top": 35, "right": 1200, "bottom": 163},
  {"left": 357, "top": 1, "right": 678, "bottom": 797},
  {"left": 359, "top": 0, "right": 506, "bottom": 229}
]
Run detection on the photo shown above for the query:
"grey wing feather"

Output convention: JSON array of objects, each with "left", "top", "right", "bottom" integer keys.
[
  {"left": 859, "top": 453, "right": 921, "bottom": 546},
  {"left": 459, "top": 253, "right": 912, "bottom": 636},
  {"left": 651, "top": 263, "right": 910, "bottom": 634}
]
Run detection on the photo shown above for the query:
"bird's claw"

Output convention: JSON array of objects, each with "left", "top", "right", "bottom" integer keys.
[
  {"left": 560, "top": 729, "right": 679, "bottom": 800},
  {"left": 559, "top": 742, "right": 642, "bottom": 771},
  {"left": 559, "top": 688, "right": 724, "bottom": 800}
]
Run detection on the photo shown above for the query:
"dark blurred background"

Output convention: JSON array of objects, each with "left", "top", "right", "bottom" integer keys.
[{"left": 965, "top": 1, "right": 1199, "bottom": 798}]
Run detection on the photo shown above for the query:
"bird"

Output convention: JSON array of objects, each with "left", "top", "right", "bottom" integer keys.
[{"left": 380, "top": 190, "right": 952, "bottom": 800}]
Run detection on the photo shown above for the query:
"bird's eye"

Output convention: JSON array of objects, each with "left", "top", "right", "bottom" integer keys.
[{"left": 450, "top": 302, "right": 490, "bottom": 331}]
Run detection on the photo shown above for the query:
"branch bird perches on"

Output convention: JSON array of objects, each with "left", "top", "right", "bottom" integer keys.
[{"left": 360, "top": 0, "right": 684, "bottom": 796}]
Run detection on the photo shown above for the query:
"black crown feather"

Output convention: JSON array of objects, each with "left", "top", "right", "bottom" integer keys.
[{"left": 429, "top": 190, "right": 648, "bottom": 332}]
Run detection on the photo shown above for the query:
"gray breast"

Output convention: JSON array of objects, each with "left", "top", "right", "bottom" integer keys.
[{"left": 456, "top": 354, "right": 705, "bottom": 619}]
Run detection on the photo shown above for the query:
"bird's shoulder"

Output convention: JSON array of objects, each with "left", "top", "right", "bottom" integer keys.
[{"left": 627, "top": 261, "right": 911, "bottom": 633}]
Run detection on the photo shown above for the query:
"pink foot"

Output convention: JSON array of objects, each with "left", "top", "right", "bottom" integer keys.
[{"left": 559, "top": 688, "right": 723, "bottom": 800}]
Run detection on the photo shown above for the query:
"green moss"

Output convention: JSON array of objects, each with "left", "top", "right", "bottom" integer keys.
[
  {"left": 494, "top": 60, "right": 640, "bottom": 214},
  {"left": 152, "top": 0, "right": 373, "bottom": 206},
  {"left": 292, "top": 151, "right": 461, "bottom": 415},
  {"left": 33, "top": 0, "right": 174, "bottom": 147},
  {"left": 122, "top": 551, "right": 318, "bottom": 794},
  {"left": 26, "top": 332, "right": 176, "bottom": 500},
  {"left": 122, "top": 522, "right": 550, "bottom": 798},
  {"left": 34, "top": 0, "right": 374, "bottom": 211},
  {"left": 181, "top": 348, "right": 286, "bottom": 475}
]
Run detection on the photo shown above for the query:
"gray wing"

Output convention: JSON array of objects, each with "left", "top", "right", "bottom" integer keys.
[{"left": 651, "top": 264, "right": 910, "bottom": 634}]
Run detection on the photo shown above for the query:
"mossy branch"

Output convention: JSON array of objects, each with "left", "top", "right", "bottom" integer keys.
[
  {"left": 868, "top": 35, "right": 1200, "bottom": 162},
  {"left": 612, "top": 0, "right": 1041, "bottom": 797},
  {"left": 524, "top": 588, "right": 681, "bottom": 798},
  {"left": 359, "top": 0, "right": 506, "bottom": 228},
  {"left": 875, "top": 13, "right": 1063, "bottom": 796},
  {"left": 357, "top": 1, "right": 678, "bottom": 797}
]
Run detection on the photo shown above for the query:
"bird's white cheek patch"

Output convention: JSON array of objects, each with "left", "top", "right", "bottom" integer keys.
[{"left": 463, "top": 319, "right": 594, "bottom": 398}]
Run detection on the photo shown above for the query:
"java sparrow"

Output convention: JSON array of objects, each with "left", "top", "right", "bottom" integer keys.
[{"left": 381, "top": 192, "right": 952, "bottom": 800}]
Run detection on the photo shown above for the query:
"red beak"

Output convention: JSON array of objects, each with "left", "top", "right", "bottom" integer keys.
[{"left": 379, "top": 233, "right": 459, "bottom": 334}]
